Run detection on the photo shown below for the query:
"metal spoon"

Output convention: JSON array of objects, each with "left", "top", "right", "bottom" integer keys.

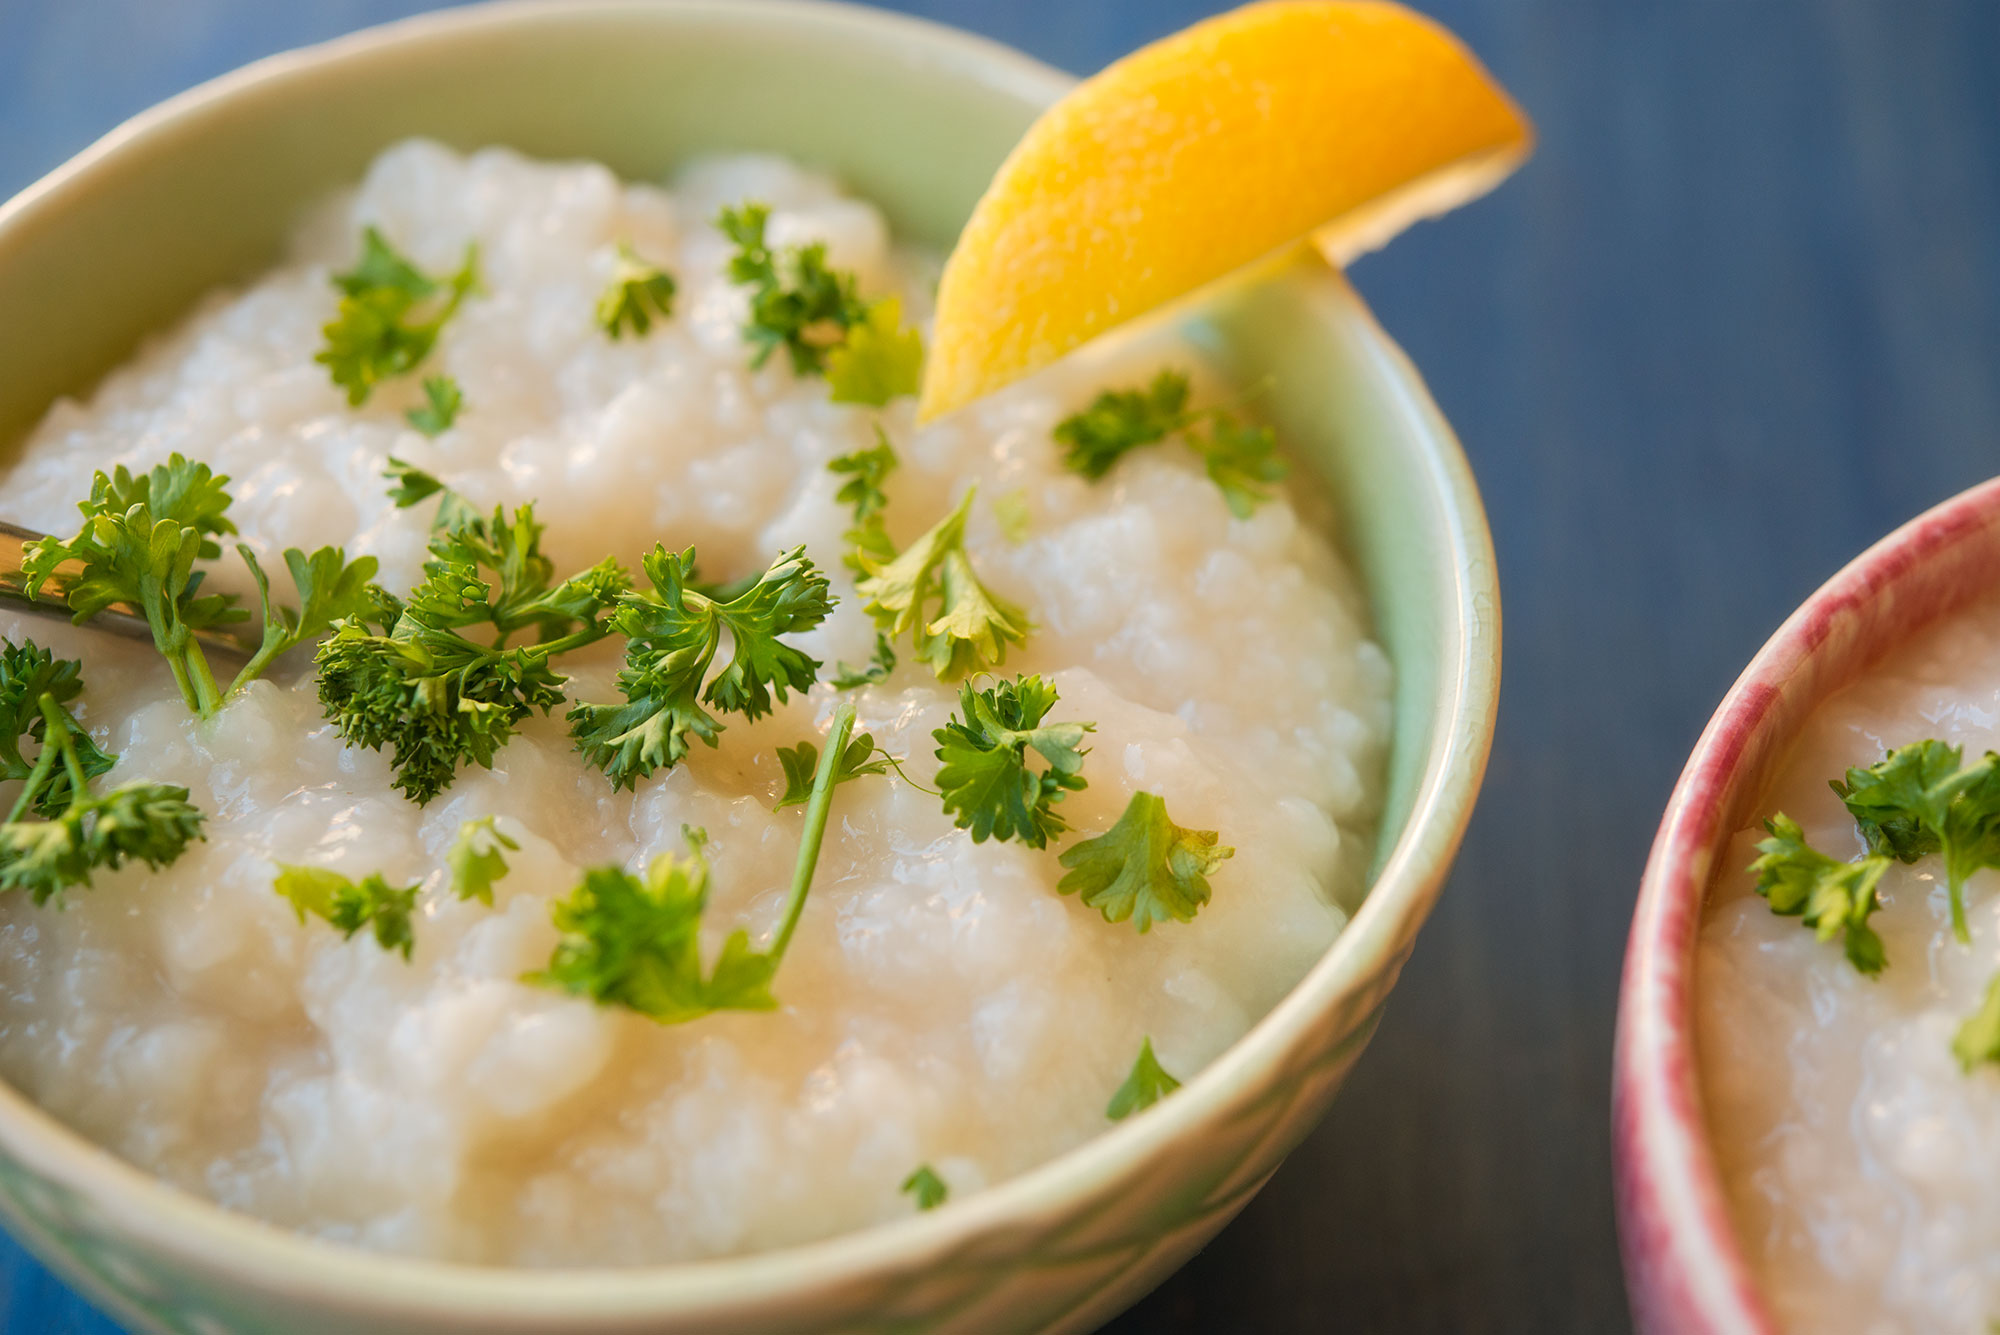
[{"left": 0, "top": 520, "right": 258, "bottom": 658}]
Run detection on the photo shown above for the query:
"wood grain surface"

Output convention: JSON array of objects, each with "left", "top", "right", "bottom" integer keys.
[{"left": 4, "top": 2, "right": 1998, "bottom": 1331}]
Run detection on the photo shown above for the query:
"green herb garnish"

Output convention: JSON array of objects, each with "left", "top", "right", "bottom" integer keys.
[
  {"left": 274, "top": 864, "right": 419, "bottom": 959},
  {"left": 317, "top": 503, "right": 627, "bottom": 803},
  {"left": 24, "top": 455, "right": 378, "bottom": 718},
  {"left": 1106, "top": 1037, "right": 1181, "bottom": 1120},
  {"left": 901, "top": 1165, "right": 948, "bottom": 1211},
  {"left": 718, "top": 203, "right": 867, "bottom": 375},
  {"left": 830, "top": 633, "right": 897, "bottom": 692},
  {"left": 567, "top": 545, "right": 832, "bottom": 790},
  {"left": 1052, "top": 368, "right": 1288, "bottom": 517},
  {"left": 405, "top": 375, "right": 464, "bottom": 437},
  {"left": 448, "top": 815, "right": 519, "bottom": 905},
  {"left": 830, "top": 428, "right": 899, "bottom": 574},
  {"left": 317, "top": 226, "right": 479, "bottom": 405},
  {"left": 596, "top": 241, "right": 678, "bottom": 339},
  {"left": 1830, "top": 740, "right": 2000, "bottom": 944},
  {"left": 1955, "top": 972, "right": 2000, "bottom": 1072},
  {"left": 1057, "top": 792, "right": 1231, "bottom": 932},
  {"left": 827, "top": 296, "right": 924, "bottom": 406},
  {"left": 1747, "top": 815, "right": 1890, "bottom": 976},
  {"left": 532, "top": 702, "right": 868, "bottom": 1022},
  {"left": 857, "top": 489, "right": 1030, "bottom": 681},
  {"left": 932, "top": 674, "right": 1090, "bottom": 848}
]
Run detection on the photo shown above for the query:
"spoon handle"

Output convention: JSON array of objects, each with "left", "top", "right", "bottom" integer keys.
[{"left": 0, "top": 520, "right": 257, "bottom": 659}]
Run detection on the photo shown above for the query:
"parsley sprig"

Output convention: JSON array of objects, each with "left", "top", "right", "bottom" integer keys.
[
  {"left": 857, "top": 489, "right": 1030, "bottom": 681},
  {"left": 717, "top": 203, "right": 922, "bottom": 400},
  {"left": 901, "top": 1165, "right": 948, "bottom": 1211},
  {"left": 1058, "top": 792, "right": 1233, "bottom": 932},
  {"left": 1748, "top": 814, "right": 1890, "bottom": 975},
  {"left": 1052, "top": 369, "right": 1287, "bottom": 518},
  {"left": 316, "top": 502, "right": 628, "bottom": 803},
  {"left": 1831, "top": 740, "right": 2000, "bottom": 943},
  {"left": 532, "top": 701, "right": 868, "bottom": 1022},
  {"left": 274, "top": 864, "right": 419, "bottom": 959},
  {"left": 24, "top": 456, "right": 378, "bottom": 718},
  {"left": 567, "top": 545, "right": 833, "bottom": 790},
  {"left": 317, "top": 226, "right": 479, "bottom": 406},
  {"left": 596, "top": 241, "right": 678, "bottom": 339},
  {"left": 830, "top": 429, "right": 898, "bottom": 574},
  {"left": 1106, "top": 1037, "right": 1181, "bottom": 1120},
  {"left": 0, "top": 644, "right": 203, "bottom": 905},
  {"left": 932, "top": 675, "right": 1091, "bottom": 848}
]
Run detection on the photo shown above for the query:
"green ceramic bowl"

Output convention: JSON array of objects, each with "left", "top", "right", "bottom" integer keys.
[{"left": 0, "top": 2, "right": 1500, "bottom": 1331}]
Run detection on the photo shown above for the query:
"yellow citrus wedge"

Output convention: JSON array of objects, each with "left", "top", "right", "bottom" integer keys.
[{"left": 918, "top": 0, "right": 1533, "bottom": 420}]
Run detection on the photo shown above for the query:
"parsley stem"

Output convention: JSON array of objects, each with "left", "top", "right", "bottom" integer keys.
[
  {"left": 769, "top": 700, "right": 854, "bottom": 965},
  {"left": 6, "top": 701, "right": 62, "bottom": 825},
  {"left": 41, "top": 697, "right": 91, "bottom": 804}
]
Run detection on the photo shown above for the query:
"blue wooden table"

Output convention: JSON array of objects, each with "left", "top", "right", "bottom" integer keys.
[{"left": 6, "top": 1, "right": 2000, "bottom": 1330}]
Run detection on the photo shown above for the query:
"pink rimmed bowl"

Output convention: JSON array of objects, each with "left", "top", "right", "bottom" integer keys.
[{"left": 1613, "top": 474, "right": 2000, "bottom": 1333}]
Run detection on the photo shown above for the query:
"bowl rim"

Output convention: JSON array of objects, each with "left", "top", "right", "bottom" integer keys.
[
  {"left": 0, "top": 0, "right": 1502, "bottom": 1318},
  {"left": 1612, "top": 473, "right": 2000, "bottom": 1334}
]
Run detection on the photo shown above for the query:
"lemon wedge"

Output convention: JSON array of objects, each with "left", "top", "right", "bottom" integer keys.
[{"left": 918, "top": 0, "right": 1533, "bottom": 420}]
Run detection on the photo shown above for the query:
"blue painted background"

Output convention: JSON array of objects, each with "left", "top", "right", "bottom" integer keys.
[{"left": 6, "top": 1, "right": 2000, "bottom": 1330}]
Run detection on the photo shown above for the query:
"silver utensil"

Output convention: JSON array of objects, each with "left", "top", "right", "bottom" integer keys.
[{"left": 0, "top": 520, "right": 258, "bottom": 658}]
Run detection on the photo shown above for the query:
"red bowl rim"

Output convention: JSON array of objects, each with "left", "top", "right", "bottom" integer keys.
[{"left": 1611, "top": 473, "right": 2000, "bottom": 1333}]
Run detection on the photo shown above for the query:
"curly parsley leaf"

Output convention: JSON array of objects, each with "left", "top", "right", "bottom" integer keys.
[
  {"left": 830, "top": 633, "right": 897, "bottom": 692},
  {"left": 901, "top": 1165, "right": 948, "bottom": 1211},
  {"left": 1057, "top": 792, "right": 1232, "bottom": 932},
  {"left": 827, "top": 296, "right": 924, "bottom": 406},
  {"left": 1106, "top": 1037, "right": 1181, "bottom": 1121},
  {"left": 0, "top": 640, "right": 113, "bottom": 817},
  {"left": 932, "top": 675, "right": 1090, "bottom": 848},
  {"left": 718, "top": 203, "right": 868, "bottom": 376},
  {"left": 857, "top": 489, "right": 1030, "bottom": 681},
  {"left": 596, "top": 241, "right": 678, "bottom": 339},
  {"left": 449, "top": 815, "right": 519, "bottom": 905},
  {"left": 1747, "top": 814, "right": 1891, "bottom": 976},
  {"left": 274, "top": 864, "right": 419, "bottom": 960},
  {"left": 1190, "top": 414, "right": 1287, "bottom": 520},
  {"left": 1052, "top": 368, "right": 1288, "bottom": 516},
  {"left": 318, "top": 504, "right": 626, "bottom": 804},
  {"left": 1830, "top": 740, "right": 2000, "bottom": 943},
  {"left": 1053, "top": 370, "right": 1191, "bottom": 479},
  {"left": 831, "top": 428, "right": 900, "bottom": 575},
  {"left": 568, "top": 545, "right": 832, "bottom": 790},
  {"left": 317, "top": 227, "right": 480, "bottom": 406},
  {"left": 405, "top": 375, "right": 464, "bottom": 437}
]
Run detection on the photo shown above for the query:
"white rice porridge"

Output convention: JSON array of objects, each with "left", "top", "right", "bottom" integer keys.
[
  {"left": 1702, "top": 596, "right": 2000, "bottom": 1333},
  {"left": 0, "top": 141, "right": 1390, "bottom": 1266}
]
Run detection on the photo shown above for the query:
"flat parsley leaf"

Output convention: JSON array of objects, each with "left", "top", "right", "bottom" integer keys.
[
  {"left": 932, "top": 675, "right": 1091, "bottom": 848},
  {"left": 1057, "top": 792, "right": 1232, "bottom": 932},
  {"left": 274, "top": 864, "right": 420, "bottom": 960},
  {"left": 526, "top": 827, "right": 779, "bottom": 1023},
  {"left": 827, "top": 296, "right": 924, "bottom": 406},
  {"left": 448, "top": 815, "right": 519, "bottom": 905},
  {"left": 1955, "top": 971, "right": 2000, "bottom": 1072},
  {"left": 717, "top": 203, "right": 868, "bottom": 375},
  {"left": 1106, "top": 1037, "right": 1181, "bottom": 1120},
  {"left": 316, "top": 226, "right": 479, "bottom": 406},
  {"left": 901, "top": 1165, "right": 948, "bottom": 1211},
  {"left": 405, "top": 375, "right": 464, "bottom": 437},
  {"left": 774, "top": 730, "right": 900, "bottom": 809},
  {"left": 596, "top": 241, "right": 678, "bottom": 339},
  {"left": 1830, "top": 740, "right": 2000, "bottom": 943},
  {"left": 568, "top": 546, "right": 832, "bottom": 790},
  {"left": 384, "top": 456, "right": 446, "bottom": 508},
  {"left": 1747, "top": 814, "right": 1891, "bottom": 975},
  {"left": 857, "top": 489, "right": 1030, "bottom": 681}
]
